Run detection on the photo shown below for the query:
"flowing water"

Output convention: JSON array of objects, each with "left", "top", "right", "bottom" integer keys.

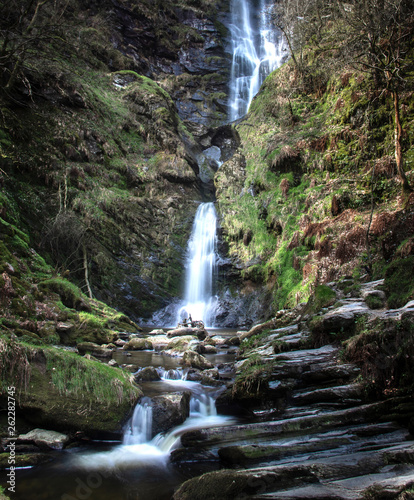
[
  {"left": 176, "top": 202, "right": 218, "bottom": 328},
  {"left": 228, "top": 0, "right": 286, "bottom": 122},
  {"left": 9, "top": 352, "right": 236, "bottom": 500}
]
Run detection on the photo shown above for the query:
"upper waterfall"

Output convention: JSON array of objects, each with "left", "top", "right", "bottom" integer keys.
[{"left": 228, "top": 0, "right": 286, "bottom": 122}]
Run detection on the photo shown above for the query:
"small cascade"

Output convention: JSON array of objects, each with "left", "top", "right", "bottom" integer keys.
[
  {"left": 123, "top": 397, "right": 153, "bottom": 445},
  {"left": 177, "top": 202, "right": 218, "bottom": 327},
  {"left": 158, "top": 367, "right": 188, "bottom": 381},
  {"left": 190, "top": 393, "right": 217, "bottom": 417},
  {"left": 228, "top": 0, "right": 286, "bottom": 122}
]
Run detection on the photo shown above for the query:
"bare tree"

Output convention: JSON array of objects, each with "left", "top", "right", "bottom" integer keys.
[
  {"left": 0, "top": 0, "right": 70, "bottom": 92},
  {"left": 335, "top": 0, "right": 413, "bottom": 193},
  {"left": 271, "top": 0, "right": 341, "bottom": 75}
]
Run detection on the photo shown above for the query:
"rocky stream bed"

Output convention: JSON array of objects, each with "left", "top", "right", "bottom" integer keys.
[{"left": 2, "top": 281, "right": 414, "bottom": 499}]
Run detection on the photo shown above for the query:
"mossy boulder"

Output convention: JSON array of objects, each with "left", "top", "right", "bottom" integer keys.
[
  {"left": 38, "top": 279, "right": 91, "bottom": 311},
  {"left": 182, "top": 351, "right": 213, "bottom": 370},
  {"left": 0, "top": 338, "right": 142, "bottom": 437},
  {"left": 77, "top": 341, "right": 113, "bottom": 358},
  {"left": 123, "top": 338, "right": 153, "bottom": 351}
]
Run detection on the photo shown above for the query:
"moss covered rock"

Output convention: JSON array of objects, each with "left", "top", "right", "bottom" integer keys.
[{"left": 0, "top": 338, "right": 142, "bottom": 437}]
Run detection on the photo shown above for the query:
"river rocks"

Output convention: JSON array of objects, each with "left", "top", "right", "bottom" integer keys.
[
  {"left": 165, "top": 335, "right": 199, "bottom": 355},
  {"left": 182, "top": 351, "right": 213, "bottom": 370},
  {"left": 186, "top": 368, "right": 220, "bottom": 386},
  {"left": 134, "top": 366, "right": 161, "bottom": 382},
  {"left": 123, "top": 338, "right": 153, "bottom": 350},
  {"left": 151, "top": 392, "right": 191, "bottom": 436},
  {"left": 196, "top": 343, "right": 218, "bottom": 354},
  {"left": 77, "top": 342, "right": 113, "bottom": 358},
  {"left": 167, "top": 327, "right": 207, "bottom": 340},
  {"left": 16, "top": 429, "right": 70, "bottom": 450}
]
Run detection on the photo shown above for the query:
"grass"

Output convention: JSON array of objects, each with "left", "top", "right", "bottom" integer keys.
[{"left": 44, "top": 347, "right": 137, "bottom": 405}]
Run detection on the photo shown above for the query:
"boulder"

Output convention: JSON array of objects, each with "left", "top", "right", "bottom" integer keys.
[
  {"left": 17, "top": 428, "right": 70, "bottom": 450},
  {"left": 151, "top": 392, "right": 191, "bottom": 436},
  {"left": 167, "top": 327, "right": 207, "bottom": 340},
  {"left": 134, "top": 366, "right": 161, "bottom": 382},
  {"left": 182, "top": 351, "right": 213, "bottom": 370},
  {"left": 77, "top": 342, "right": 113, "bottom": 358},
  {"left": 196, "top": 343, "right": 218, "bottom": 354},
  {"left": 186, "top": 368, "right": 220, "bottom": 386},
  {"left": 123, "top": 338, "right": 153, "bottom": 350},
  {"left": 165, "top": 336, "right": 199, "bottom": 355},
  {"left": 149, "top": 329, "right": 165, "bottom": 335}
]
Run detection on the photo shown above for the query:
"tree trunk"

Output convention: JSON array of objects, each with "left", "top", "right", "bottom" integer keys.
[
  {"left": 393, "top": 89, "right": 412, "bottom": 193},
  {"left": 83, "top": 244, "right": 93, "bottom": 299}
]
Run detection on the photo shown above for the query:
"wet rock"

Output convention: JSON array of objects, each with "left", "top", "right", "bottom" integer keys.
[
  {"left": 151, "top": 392, "right": 191, "bottom": 436},
  {"left": 313, "top": 301, "right": 370, "bottom": 335},
  {"left": 165, "top": 335, "right": 199, "bottom": 355},
  {"left": 122, "top": 364, "right": 140, "bottom": 373},
  {"left": 149, "top": 329, "right": 165, "bottom": 335},
  {"left": 196, "top": 343, "right": 218, "bottom": 354},
  {"left": 186, "top": 368, "right": 220, "bottom": 386},
  {"left": 182, "top": 351, "right": 213, "bottom": 370},
  {"left": 107, "top": 359, "right": 119, "bottom": 368},
  {"left": 0, "top": 452, "right": 53, "bottom": 468},
  {"left": 167, "top": 327, "right": 207, "bottom": 340},
  {"left": 134, "top": 366, "right": 161, "bottom": 382},
  {"left": 77, "top": 342, "right": 113, "bottom": 358},
  {"left": 17, "top": 429, "right": 70, "bottom": 450},
  {"left": 123, "top": 338, "right": 153, "bottom": 350},
  {"left": 114, "top": 339, "right": 127, "bottom": 347}
]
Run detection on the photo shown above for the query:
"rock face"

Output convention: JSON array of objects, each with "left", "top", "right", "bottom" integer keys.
[{"left": 151, "top": 392, "right": 191, "bottom": 436}]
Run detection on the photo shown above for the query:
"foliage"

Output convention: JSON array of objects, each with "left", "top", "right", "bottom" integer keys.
[
  {"left": 232, "top": 354, "right": 270, "bottom": 400},
  {"left": 384, "top": 256, "right": 414, "bottom": 308}
]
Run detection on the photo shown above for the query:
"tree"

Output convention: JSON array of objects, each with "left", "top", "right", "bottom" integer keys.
[
  {"left": 335, "top": 0, "right": 413, "bottom": 193},
  {"left": 271, "top": 0, "right": 341, "bottom": 75},
  {"left": 0, "top": 0, "right": 70, "bottom": 93}
]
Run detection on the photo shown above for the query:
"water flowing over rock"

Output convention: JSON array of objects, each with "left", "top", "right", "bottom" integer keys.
[
  {"left": 177, "top": 202, "right": 219, "bottom": 327},
  {"left": 228, "top": 0, "right": 286, "bottom": 121}
]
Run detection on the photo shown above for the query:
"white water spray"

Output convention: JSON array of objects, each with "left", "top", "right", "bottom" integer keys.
[
  {"left": 228, "top": 0, "right": 286, "bottom": 122},
  {"left": 177, "top": 202, "right": 218, "bottom": 327}
]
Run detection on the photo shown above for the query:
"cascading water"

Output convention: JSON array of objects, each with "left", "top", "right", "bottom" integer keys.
[
  {"left": 228, "top": 0, "right": 286, "bottom": 122},
  {"left": 177, "top": 202, "right": 218, "bottom": 327}
]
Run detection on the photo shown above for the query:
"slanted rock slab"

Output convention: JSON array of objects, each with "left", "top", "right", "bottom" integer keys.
[{"left": 17, "top": 428, "right": 70, "bottom": 450}]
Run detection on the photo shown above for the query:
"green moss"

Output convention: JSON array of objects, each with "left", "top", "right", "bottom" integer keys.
[
  {"left": 44, "top": 347, "right": 136, "bottom": 405},
  {"left": 38, "top": 278, "right": 89, "bottom": 310},
  {"left": 384, "top": 256, "right": 414, "bottom": 308},
  {"left": 305, "top": 285, "right": 337, "bottom": 315}
]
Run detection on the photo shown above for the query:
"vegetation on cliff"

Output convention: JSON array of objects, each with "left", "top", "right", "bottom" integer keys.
[{"left": 215, "top": 0, "right": 414, "bottom": 314}]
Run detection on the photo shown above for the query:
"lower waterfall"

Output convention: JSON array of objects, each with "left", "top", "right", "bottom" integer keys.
[{"left": 177, "top": 202, "right": 218, "bottom": 327}]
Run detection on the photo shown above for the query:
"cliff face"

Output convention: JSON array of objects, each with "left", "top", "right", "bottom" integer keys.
[
  {"left": 1, "top": 0, "right": 413, "bottom": 333},
  {"left": 0, "top": 0, "right": 233, "bottom": 325}
]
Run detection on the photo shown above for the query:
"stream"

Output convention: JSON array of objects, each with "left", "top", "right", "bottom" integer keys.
[{"left": 10, "top": 330, "right": 239, "bottom": 500}]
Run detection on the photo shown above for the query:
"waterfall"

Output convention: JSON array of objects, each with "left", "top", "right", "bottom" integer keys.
[
  {"left": 228, "top": 0, "right": 286, "bottom": 122},
  {"left": 177, "top": 202, "right": 218, "bottom": 327},
  {"left": 123, "top": 397, "right": 153, "bottom": 445}
]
